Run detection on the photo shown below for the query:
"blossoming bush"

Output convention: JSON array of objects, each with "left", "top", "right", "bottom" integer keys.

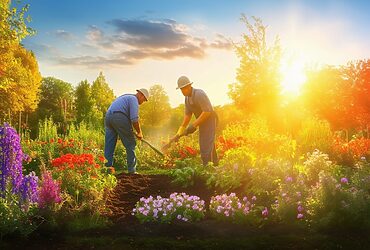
[
  {"left": 132, "top": 192, "right": 205, "bottom": 223},
  {"left": 305, "top": 170, "right": 370, "bottom": 231},
  {"left": 50, "top": 153, "right": 117, "bottom": 211},
  {"left": 332, "top": 135, "right": 370, "bottom": 167},
  {"left": 272, "top": 174, "right": 308, "bottom": 223},
  {"left": 218, "top": 119, "right": 296, "bottom": 161},
  {"left": 38, "top": 170, "right": 62, "bottom": 209},
  {"left": 301, "top": 149, "right": 335, "bottom": 186},
  {"left": 209, "top": 193, "right": 267, "bottom": 225},
  {"left": 170, "top": 158, "right": 206, "bottom": 187}
]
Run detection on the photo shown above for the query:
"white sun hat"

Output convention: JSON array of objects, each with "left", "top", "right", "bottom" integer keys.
[
  {"left": 176, "top": 76, "right": 193, "bottom": 89},
  {"left": 136, "top": 88, "right": 150, "bottom": 101}
]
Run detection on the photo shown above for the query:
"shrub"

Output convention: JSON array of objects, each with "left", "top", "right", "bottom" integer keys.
[
  {"left": 209, "top": 193, "right": 266, "bottom": 225},
  {"left": 132, "top": 192, "right": 205, "bottom": 223},
  {"left": 296, "top": 117, "right": 333, "bottom": 155}
]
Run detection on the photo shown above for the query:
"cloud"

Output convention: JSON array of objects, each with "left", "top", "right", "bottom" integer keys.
[
  {"left": 47, "top": 18, "right": 233, "bottom": 67},
  {"left": 54, "top": 29, "right": 75, "bottom": 40}
]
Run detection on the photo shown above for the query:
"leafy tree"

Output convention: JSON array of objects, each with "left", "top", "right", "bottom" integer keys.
[
  {"left": 140, "top": 84, "right": 171, "bottom": 127},
  {"left": 343, "top": 60, "right": 370, "bottom": 131},
  {"left": 0, "top": 0, "right": 40, "bottom": 126},
  {"left": 75, "top": 80, "right": 101, "bottom": 126},
  {"left": 37, "top": 77, "right": 74, "bottom": 123},
  {"left": 303, "top": 67, "right": 345, "bottom": 129},
  {"left": 228, "top": 15, "right": 282, "bottom": 125},
  {"left": 91, "top": 72, "right": 115, "bottom": 115}
]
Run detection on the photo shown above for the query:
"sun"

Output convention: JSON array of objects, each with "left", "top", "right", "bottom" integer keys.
[{"left": 279, "top": 56, "right": 307, "bottom": 96}]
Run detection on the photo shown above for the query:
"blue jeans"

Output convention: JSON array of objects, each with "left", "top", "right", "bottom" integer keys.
[
  {"left": 104, "top": 111, "right": 137, "bottom": 173},
  {"left": 199, "top": 115, "right": 218, "bottom": 166}
]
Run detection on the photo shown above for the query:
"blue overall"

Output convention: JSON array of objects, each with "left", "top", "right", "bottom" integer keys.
[
  {"left": 104, "top": 94, "right": 138, "bottom": 173},
  {"left": 185, "top": 88, "right": 218, "bottom": 166}
]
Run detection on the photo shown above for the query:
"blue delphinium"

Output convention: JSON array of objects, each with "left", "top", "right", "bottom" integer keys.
[
  {"left": 0, "top": 123, "right": 39, "bottom": 204},
  {"left": 19, "top": 172, "right": 39, "bottom": 203}
]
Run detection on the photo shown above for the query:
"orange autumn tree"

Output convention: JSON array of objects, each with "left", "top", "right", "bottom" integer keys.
[
  {"left": 303, "top": 60, "right": 370, "bottom": 133},
  {"left": 343, "top": 59, "right": 370, "bottom": 131}
]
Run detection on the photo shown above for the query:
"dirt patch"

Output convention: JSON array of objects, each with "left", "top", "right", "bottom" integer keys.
[{"left": 105, "top": 173, "right": 216, "bottom": 222}]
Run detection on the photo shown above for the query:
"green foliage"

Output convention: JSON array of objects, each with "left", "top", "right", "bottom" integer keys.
[
  {"left": 297, "top": 117, "right": 333, "bottom": 154},
  {"left": 37, "top": 117, "right": 58, "bottom": 142},
  {"left": 170, "top": 158, "right": 203, "bottom": 188},
  {"left": 272, "top": 174, "right": 308, "bottom": 224},
  {"left": 301, "top": 150, "right": 334, "bottom": 186},
  {"left": 37, "top": 77, "right": 74, "bottom": 125},
  {"left": 75, "top": 80, "right": 101, "bottom": 126},
  {"left": 0, "top": 195, "right": 39, "bottom": 237},
  {"left": 140, "top": 84, "right": 171, "bottom": 135},
  {"left": 306, "top": 168, "right": 370, "bottom": 231},
  {"left": 67, "top": 122, "right": 104, "bottom": 148},
  {"left": 209, "top": 146, "right": 256, "bottom": 191},
  {"left": 91, "top": 72, "right": 115, "bottom": 115}
]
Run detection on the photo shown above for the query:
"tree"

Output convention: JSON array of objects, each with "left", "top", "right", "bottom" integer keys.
[
  {"left": 1, "top": 0, "right": 36, "bottom": 90},
  {"left": 139, "top": 84, "right": 171, "bottom": 127},
  {"left": 75, "top": 80, "right": 96, "bottom": 124},
  {"left": 343, "top": 60, "right": 370, "bottom": 131},
  {"left": 37, "top": 77, "right": 74, "bottom": 123},
  {"left": 228, "top": 15, "right": 282, "bottom": 126},
  {"left": 0, "top": 0, "right": 40, "bottom": 126},
  {"left": 303, "top": 66, "right": 354, "bottom": 130},
  {"left": 91, "top": 72, "right": 115, "bottom": 114}
]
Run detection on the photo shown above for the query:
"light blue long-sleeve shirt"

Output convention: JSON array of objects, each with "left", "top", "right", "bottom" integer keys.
[{"left": 107, "top": 94, "right": 139, "bottom": 122}]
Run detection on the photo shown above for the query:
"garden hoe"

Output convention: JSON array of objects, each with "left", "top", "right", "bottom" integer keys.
[
  {"left": 140, "top": 138, "right": 165, "bottom": 157},
  {"left": 161, "top": 134, "right": 185, "bottom": 152}
]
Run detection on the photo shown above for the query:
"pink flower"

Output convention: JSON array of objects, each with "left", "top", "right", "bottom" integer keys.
[
  {"left": 262, "top": 207, "right": 269, "bottom": 217},
  {"left": 297, "top": 213, "right": 304, "bottom": 219},
  {"left": 340, "top": 177, "right": 349, "bottom": 184},
  {"left": 297, "top": 205, "right": 304, "bottom": 213}
]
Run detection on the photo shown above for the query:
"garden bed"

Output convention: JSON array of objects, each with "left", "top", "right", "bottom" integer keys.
[{"left": 2, "top": 173, "right": 370, "bottom": 249}]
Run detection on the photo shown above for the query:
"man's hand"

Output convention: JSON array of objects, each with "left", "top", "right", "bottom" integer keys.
[
  {"left": 185, "top": 124, "right": 197, "bottom": 135},
  {"left": 176, "top": 126, "right": 186, "bottom": 136},
  {"left": 136, "top": 132, "right": 143, "bottom": 140}
]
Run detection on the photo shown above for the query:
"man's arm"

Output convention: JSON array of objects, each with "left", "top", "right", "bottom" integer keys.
[
  {"left": 132, "top": 121, "right": 143, "bottom": 140},
  {"left": 192, "top": 111, "right": 211, "bottom": 128},
  {"left": 172, "top": 114, "right": 192, "bottom": 139}
]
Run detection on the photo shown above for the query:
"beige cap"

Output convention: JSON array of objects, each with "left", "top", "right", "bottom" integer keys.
[
  {"left": 176, "top": 76, "right": 193, "bottom": 89},
  {"left": 136, "top": 88, "right": 150, "bottom": 100}
]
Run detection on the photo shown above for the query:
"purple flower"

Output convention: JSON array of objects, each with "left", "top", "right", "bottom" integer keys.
[
  {"left": 262, "top": 207, "right": 269, "bottom": 217},
  {"left": 0, "top": 123, "right": 40, "bottom": 205},
  {"left": 297, "top": 205, "right": 304, "bottom": 213},
  {"left": 297, "top": 213, "right": 304, "bottom": 219},
  {"left": 0, "top": 123, "right": 24, "bottom": 194},
  {"left": 340, "top": 177, "right": 349, "bottom": 184},
  {"left": 38, "top": 171, "right": 62, "bottom": 208},
  {"left": 19, "top": 171, "right": 39, "bottom": 203},
  {"left": 285, "top": 176, "right": 293, "bottom": 183}
]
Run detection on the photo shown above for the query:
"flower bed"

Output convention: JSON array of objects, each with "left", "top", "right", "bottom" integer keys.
[{"left": 132, "top": 192, "right": 205, "bottom": 223}]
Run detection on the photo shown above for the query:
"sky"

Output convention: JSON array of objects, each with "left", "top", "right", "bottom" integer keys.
[{"left": 17, "top": 0, "right": 370, "bottom": 107}]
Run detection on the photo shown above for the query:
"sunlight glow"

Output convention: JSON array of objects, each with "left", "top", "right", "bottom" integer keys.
[{"left": 280, "top": 56, "right": 307, "bottom": 96}]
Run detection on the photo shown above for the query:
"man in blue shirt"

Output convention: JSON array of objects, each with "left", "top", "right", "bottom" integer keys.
[
  {"left": 172, "top": 76, "right": 218, "bottom": 166},
  {"left": 104, "top": 88, "right": 149, "bottom": 174}
]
